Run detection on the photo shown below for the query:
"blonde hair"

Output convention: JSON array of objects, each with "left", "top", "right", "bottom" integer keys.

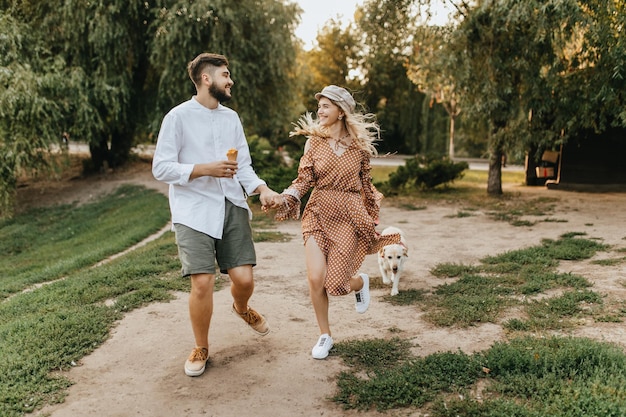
[{"left": 290, "top": 106, "right": 381, "bottom": 157}]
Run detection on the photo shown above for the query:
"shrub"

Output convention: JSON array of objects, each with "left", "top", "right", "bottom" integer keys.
[{"left": 386, "top": 154, "right": 469, "bottom": 192}]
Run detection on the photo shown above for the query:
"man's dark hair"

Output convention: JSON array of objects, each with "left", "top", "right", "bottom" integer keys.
[{"left": 187, "top": 53, "right": 229, "bottom": 86}]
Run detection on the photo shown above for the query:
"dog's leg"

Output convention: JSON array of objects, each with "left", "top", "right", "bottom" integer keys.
[{"left": 391, "top": 272, "right": 400, "bottom": 296}]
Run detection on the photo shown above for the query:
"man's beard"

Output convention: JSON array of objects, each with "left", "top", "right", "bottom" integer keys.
[{"left": 209, "top": 84, "right": 231, "bottom": 103}]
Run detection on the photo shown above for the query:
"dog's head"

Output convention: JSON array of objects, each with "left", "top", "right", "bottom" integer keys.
[{"left": 379, "top": 244, "right": 408, "bottom": 272}]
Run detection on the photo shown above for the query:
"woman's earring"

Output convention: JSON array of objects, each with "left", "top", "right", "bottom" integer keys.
[{"left": 338, "top": 115, "right": 343, "bottom": 120}]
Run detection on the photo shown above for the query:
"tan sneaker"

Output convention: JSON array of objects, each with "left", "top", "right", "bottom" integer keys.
[
  {"left": 232, "top": 304, "right": 270, "bottom": 336},
  {"left": 184, "top": 347, "right": 209, "bottom": 377}
]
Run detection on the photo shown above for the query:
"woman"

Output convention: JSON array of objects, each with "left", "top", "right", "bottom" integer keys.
[{"left": 272, "top": 85, "right": 400, "bottom": 359}]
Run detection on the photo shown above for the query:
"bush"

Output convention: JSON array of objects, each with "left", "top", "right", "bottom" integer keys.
[
  {"left": 248, "top": 135, "right": 301, "bottom": 194},
  {"left": 386, "top": 154, "right": 469, "bottom": 192}
]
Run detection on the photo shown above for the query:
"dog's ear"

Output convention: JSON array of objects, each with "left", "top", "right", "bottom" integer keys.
[{"left": 403, "top": 247, "right": 408, "bottom": 257}]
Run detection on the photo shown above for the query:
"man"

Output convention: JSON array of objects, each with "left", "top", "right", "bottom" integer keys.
[{"left": 152, "top": 53, "right": 278, "bottom": 377}]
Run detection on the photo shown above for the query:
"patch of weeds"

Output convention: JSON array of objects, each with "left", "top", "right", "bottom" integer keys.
[
  {"left": 591, "top": 257, "right": 626, "bottom": 266},
  {"left": 520, "top": 289, "right": 603, "bottom": 330},
  {"left": 424, "top": 274, "right": 514, "bottom": 327},
  {"left": 519, "top": 270, "right": 590, "bottom": 295},
  {"left": 560, "top": 231, "right": 587, "bottom": 238},
  {"left": 333, "top": 345, "right": 479, "bottom": 411},
  {"left": 510, "top": 219, "right": 536, "bottom": 227},
  {"left": 445, "top": 211, "right": 474, "bottom": 218},
  {"left": 503, "top": 318, "right": 531, "bottom": 331},
  {"left": 383, "top": 289, "right": 427, "bottom": 305},
  {"left": 331, "top": 337, "right": 413, "bottom": 371},
  {"left": 431, "top": 337, "right": 626, "bottom": 417},
  {"left": 330, "top": 336, "right": 626, "bottom": 414},
  {"left": 483, "top": 196, "right": 558, "bottom": 226},
  {"left": 596, "top": 314, "right": 622, "bottom": 323},
  {"left": 401, "top": 203, "right": 427, "bottom": 211},
  {"left": 253, "top": 230, "right": 292, "bottom": 242},
  {"left": 543, "top": 217, "right": 568, "bottom": 223},
  {"left": 616, "top": 247, "right": 626, "bottom": 253},
  {"left": 482, "top": 245, "right": 558, "bottom": 269},
  {"left": 422, "top": 236, "right": 604, "bottom": 329},
  {"left": 543, "top": 236, "right": 608, "bottom": 260},
  {"left": 431, "top": 263, "right": 481, "bottom": 278}
]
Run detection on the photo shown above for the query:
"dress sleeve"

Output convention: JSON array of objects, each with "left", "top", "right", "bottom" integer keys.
[
  {"left": 275, "top": 141, "right": 316, "bottom": 221},
  {"left": 360, "top": 154, "right": 382, "bottom": 223}
]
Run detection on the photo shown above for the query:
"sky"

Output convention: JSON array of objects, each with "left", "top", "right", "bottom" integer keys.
[
  {"left": 294, "top": 0, "right": 452, "bottom": 50},
  {"left": 294, "top": 0, "right": 364, "bottom": 50}
]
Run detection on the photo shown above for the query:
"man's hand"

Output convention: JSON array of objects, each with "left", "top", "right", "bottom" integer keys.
[
  {"left": 191, "top": 160, "right": 238, "bottom": 179},
  {"left": 257, "top": 186, "right": 280, "bottom": 211}
]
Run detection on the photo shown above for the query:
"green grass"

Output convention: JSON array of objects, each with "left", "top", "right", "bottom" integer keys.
[
  {"left": 0, "top": 184, "right": 170, "bottom": 300},
  {"left": 0, "top": 183, "right": 289, "bottom": 416},
  {"left": 419, "top": 234, "right": 608, "bottom": 329},
  {"left": 331, "top": 336, "right": 626, "bottom": 415},
  {"left": 3, "top": 168, "right": 624, "bottom": 417},
  {"left": 0, "top": 232, "right": 188, "bottom": 417}
]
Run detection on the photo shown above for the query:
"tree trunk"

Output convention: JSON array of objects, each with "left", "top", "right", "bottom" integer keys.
[
  {"left": 487, "top": 149, "right": 504, "bottom": 195},
  {"left": 89, "top": 136, "right": 110, "bottom": 174},
  {"left": 448, "top": 114, "right": 455, "bottom": 159},
  {"left": 109, "top": 126, "right": 133, "bottom": 168}
]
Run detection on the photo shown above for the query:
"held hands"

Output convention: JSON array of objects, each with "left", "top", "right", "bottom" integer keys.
[
  {"left": 260, "top": 190, "right": 285, "bottom": 213},
  {"left": 257, "top": 186, "right": 280, "bottom": 213},
  {"left": 262, "top": 193, "right": 286, "bottom": 212}
]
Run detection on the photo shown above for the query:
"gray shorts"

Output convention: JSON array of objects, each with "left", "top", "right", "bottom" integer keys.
[{"left": 173, "top": 200, "right": 256, "bottom": 276}]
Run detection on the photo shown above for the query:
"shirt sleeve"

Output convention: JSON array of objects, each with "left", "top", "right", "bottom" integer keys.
[{"left": 152, "top": 112, "right": 195, "bottom": 185}]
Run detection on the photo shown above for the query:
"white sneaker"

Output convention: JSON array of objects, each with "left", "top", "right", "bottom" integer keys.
[
  {"left": 311, "top": 334, "right": 333, "bottom": 359},
  {"left": 354, "top": 273, "right": 370, "bottom": 313}
]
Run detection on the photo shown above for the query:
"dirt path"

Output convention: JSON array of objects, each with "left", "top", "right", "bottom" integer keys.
[{"left": 19, "top": 159, "right": 626, "bottom": 417}]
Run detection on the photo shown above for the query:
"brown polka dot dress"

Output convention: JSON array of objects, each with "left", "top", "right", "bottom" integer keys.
[{"left": 276, "top": 136, "right": 401, "bottom": 296}]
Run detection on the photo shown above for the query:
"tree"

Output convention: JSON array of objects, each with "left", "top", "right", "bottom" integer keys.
[
  {"left": 0, "top": 10, "right": 80, "bottom": 216},
  {"left": 0, "top": 0, "right": 300, "bottom": 216},
  {"left": 448, "top": 0, "right": 585, "bottom": 195},
  {"left": 355, "top": 0, "right": 427, "bottom": 154},
  {"left": 407, "top": 25, "right": 462, "bottom": 159},
  {"left": 298, "top": 19, "right": 361, "bottom": 115}
]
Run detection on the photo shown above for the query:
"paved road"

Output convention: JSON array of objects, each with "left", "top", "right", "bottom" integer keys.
[{"left": 67, "top": 142, "right": 524, "bottom": 172}]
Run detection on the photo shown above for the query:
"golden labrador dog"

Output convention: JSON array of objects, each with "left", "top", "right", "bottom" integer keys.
[{"left": 378, "top": 226, "right": 408, "bottom": 296}]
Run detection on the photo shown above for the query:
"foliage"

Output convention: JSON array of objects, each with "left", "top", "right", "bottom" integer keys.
[
  {"left": 0, "top": 0, "right": 300, "bottom": 216},
  {"left": 385, "top": 154, "right": 468, "bottom": 192},
  {"left": 247, "top": 135, "right": 301, "bottom": 199},
  {"left": 443, "top": 0, "right": 626, "bottom": 194},
  {"left": 355, "top": 0, "right": 428, "bottom": 154},
  {"left": 331, "top": 337, "right": 413, "bottom": 371},
  {"left": 298, "top": 19, "right": 361, "bottom": 114}
]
